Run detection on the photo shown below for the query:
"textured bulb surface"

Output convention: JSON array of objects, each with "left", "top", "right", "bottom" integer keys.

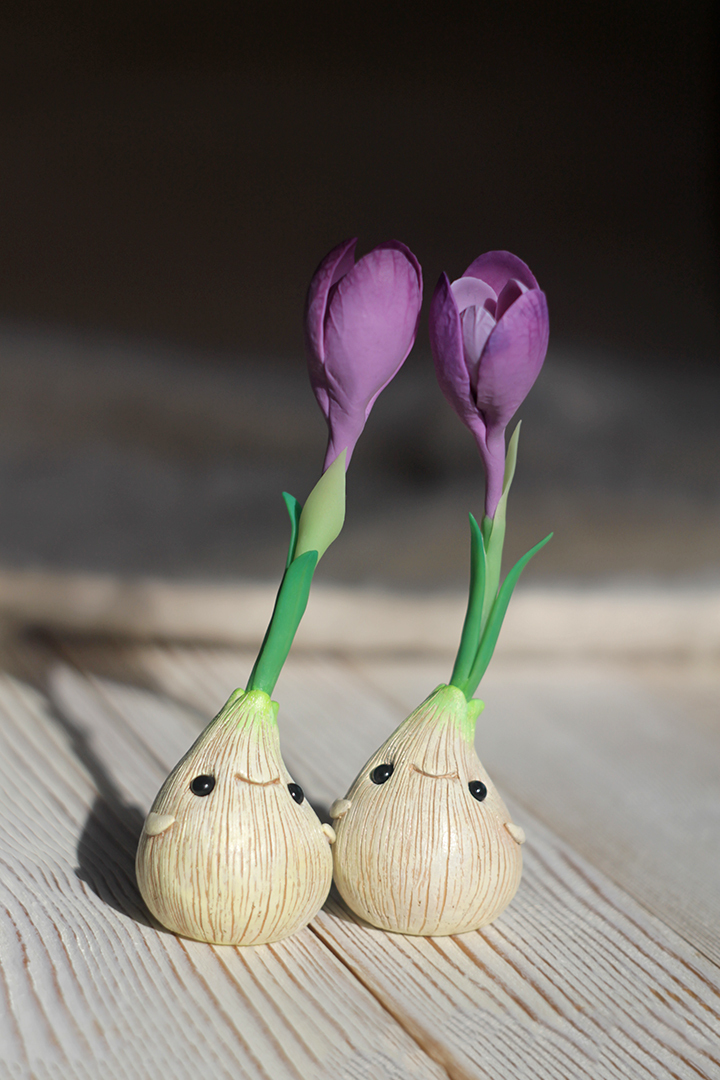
[
  {"left": 136, "top": 689, "right": 333, "bottom": 945},
  {"left": 331, "top": 684, "right": 524, "bottom": 936}
]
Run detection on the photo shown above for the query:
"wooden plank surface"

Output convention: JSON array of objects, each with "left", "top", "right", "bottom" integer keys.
[
  {"left": 352, "top": 655, "right": 720, "bottom": 967},
  {"left": 0, "top": 648, "right": 446, "bottom": 1080},
  {"left": 0, "top": 634, "right": 718, "bottom": 1078},
  {"left": 1, "top": 570, "right": 719, "bottom": 658}
]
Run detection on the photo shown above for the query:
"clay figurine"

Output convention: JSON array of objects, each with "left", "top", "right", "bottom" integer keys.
[
  {"left": 136, "top": 239, "right": 422, "bottom": 944},
  {"left": 331, "top": 251, "right": 551, "bottom": 936}
]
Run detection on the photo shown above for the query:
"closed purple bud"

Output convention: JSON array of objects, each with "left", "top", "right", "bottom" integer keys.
[
  {"left": 429, "top": 250, "right": 548, "bottom": 518},
  {"left": 305, "top": 239, "right": 423, "bottom": 470}
]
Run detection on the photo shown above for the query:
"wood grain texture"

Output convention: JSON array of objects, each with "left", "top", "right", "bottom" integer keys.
[
  {"left": 0, "top": 653, "right": 447, "bottom": 1079},
  {"left": 1, "top": 635, "right": 718, "bottom": 1078},
  {"left": 315, "top": 834, "right": 720, "bottom": 1080},
  {"left": 352, "top": 655, "right": 720, "bottom": 966}
]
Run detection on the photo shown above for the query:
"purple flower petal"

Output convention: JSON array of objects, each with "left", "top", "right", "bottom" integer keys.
[
  {"left": 429, "top": 274, "right": 487, "bottom": 448},
  {"left": 461, "top": 308, "right": 497, "bottom": 390},
  {"left": 373, "top": 239, "right": 423, "bottom": 293},
  {"left": 450, "top": 276, "right": 497, "bottom": 313},
  {"left": 306, "top": 239, "right": 422, "bottom": 470},
  {"left": 354, "top": 241, "right": 422, "bottom": 421},
  {"left": 323, "top": 246, "right": 421, "bottom": 413},
  {"left": 464, "top": 250, "right": 539, "bottom": 294},
  {"left": 305, "top": 238, "right": 357, "bottom": 418},
  {"left": 475, "top": 288, "right": 549, "bottom": 431},
  {"left": 495, "top": 278, "right": 529, "bottom": 321}
]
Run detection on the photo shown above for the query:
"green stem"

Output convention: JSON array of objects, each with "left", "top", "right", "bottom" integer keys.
[
  {"left": 462, "top": 532, "right": 553, "bottom": 699},
  {"left": 282, "top": 492, "right": 302, "bottom": 567},
  {"left": 246, "top": 549, "right": 318, "bottom": 696},
  {"left": 449, "top": 514, "right": 486, "bottom": 691},
  {"left": 448, "top": 422, "right": 552, "bottom": 699},
  {"left": 246, "top": 453, "right": 347, "bottom": 698}
]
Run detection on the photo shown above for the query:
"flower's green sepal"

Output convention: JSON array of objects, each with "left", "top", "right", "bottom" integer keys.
[{"left": 295, "top": 450, "right": 347, "bottom": 562}]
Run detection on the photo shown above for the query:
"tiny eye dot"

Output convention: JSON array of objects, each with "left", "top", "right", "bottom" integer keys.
[
  {"left": 190, "top": 774, "right": 215, "bottom": 797},
  {"left": 370, "top": 763, "right": 394, "bottom": 785},
  {"left": 288, "top": 783, "right": 304, "bottom": 804},
  {"left": 468, "top": 780, "right": 487, "bottom": 802}
]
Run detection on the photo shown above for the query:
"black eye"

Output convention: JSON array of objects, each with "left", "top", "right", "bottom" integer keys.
[
  {"left": 288, "top": 783, "right": 304, "bottom": 804},
  {"left": 468, "top": 780, "right": 487, "bottom": 802},
  {"left": 190, "top": 774, "right": 215, "bottom": 797},
  {"left": 370, "top": 763, "right": 394, "bottom": 785}
]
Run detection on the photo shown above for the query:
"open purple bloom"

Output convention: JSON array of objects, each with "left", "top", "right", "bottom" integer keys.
[
  {"left": 429, "top": 250, "right": 549, "bottom": 518},
  {"left": 305, "top": 238, "right": 423, "bottom": 470}
]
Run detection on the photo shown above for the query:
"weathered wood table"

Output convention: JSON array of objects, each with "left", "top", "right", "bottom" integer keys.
[{"left": 0, "top": 579, "right": 718, "bottom": 1079}]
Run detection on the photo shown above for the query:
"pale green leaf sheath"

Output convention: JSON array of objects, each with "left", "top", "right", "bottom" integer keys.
[{"left": 294, "top": 450, "right": 347, "bottom": 560}]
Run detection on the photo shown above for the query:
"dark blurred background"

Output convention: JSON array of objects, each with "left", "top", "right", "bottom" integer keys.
[{"left": 0, "top": 1, "right": 717, "bottom": 587}]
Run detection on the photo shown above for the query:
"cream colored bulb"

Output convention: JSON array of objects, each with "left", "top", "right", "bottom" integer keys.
[
  {"left": 136, "top": 688, "right": 333, "bottom": 945},
  {"left": 331, "top": 684, "right": 524, "bottom": 936}
]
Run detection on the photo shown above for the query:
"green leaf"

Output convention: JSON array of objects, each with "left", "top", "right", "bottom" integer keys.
[
  {"left": 282, "top": 492, "right": 303, "bottom": 568},
  {"left": 246, "top": 550, "right": 319, "bottom": 696},
  {"left": 449, "top": 514, "right": 487, "bottom": 695},
  {"left": 294, "top": 451, "right": 347, "bottom": 562},
  {"left": 464, "top": 531, "right": 553, "bottom": 699}
]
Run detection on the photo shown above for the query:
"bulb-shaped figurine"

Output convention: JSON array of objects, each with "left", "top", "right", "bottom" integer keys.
[
  {"left": 136, "top": 688, "right": 335, "bottom": 945},
  {"left": 331, "top": 248, "right": 548, "bottom": 936},
  {"left": 330, "top": 684, "right": 524, "bottom": 936}
]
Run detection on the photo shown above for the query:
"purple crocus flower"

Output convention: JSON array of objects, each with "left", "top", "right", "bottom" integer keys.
[
  {"left": 429, "top": 250, "right": 549, "bottom": 518},
  {"left": 306, "top": 238, "right": 423, "bottom": 470}
]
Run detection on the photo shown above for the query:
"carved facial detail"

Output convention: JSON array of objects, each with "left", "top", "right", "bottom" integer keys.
[
  {"left": 468, "top": 780, "right": 487, "bottom": 802},
  {"left": 190, "top": 774, "right": 215, "bottom": 797},
  {"left": 370, "top": 763, "right": 394, "bottom": 785}
]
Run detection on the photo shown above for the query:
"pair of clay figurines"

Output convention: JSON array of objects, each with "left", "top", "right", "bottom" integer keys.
[{"left": 135, "top": 240, "right": 550, "bottom": 945}]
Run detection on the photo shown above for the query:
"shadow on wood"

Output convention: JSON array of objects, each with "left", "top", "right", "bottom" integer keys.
[
  {"left": 76, "top": 795, "right": 151, "bottom": 926},
  {"left": 44, "top": 687, "right": 153, "bottom": 927}
]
